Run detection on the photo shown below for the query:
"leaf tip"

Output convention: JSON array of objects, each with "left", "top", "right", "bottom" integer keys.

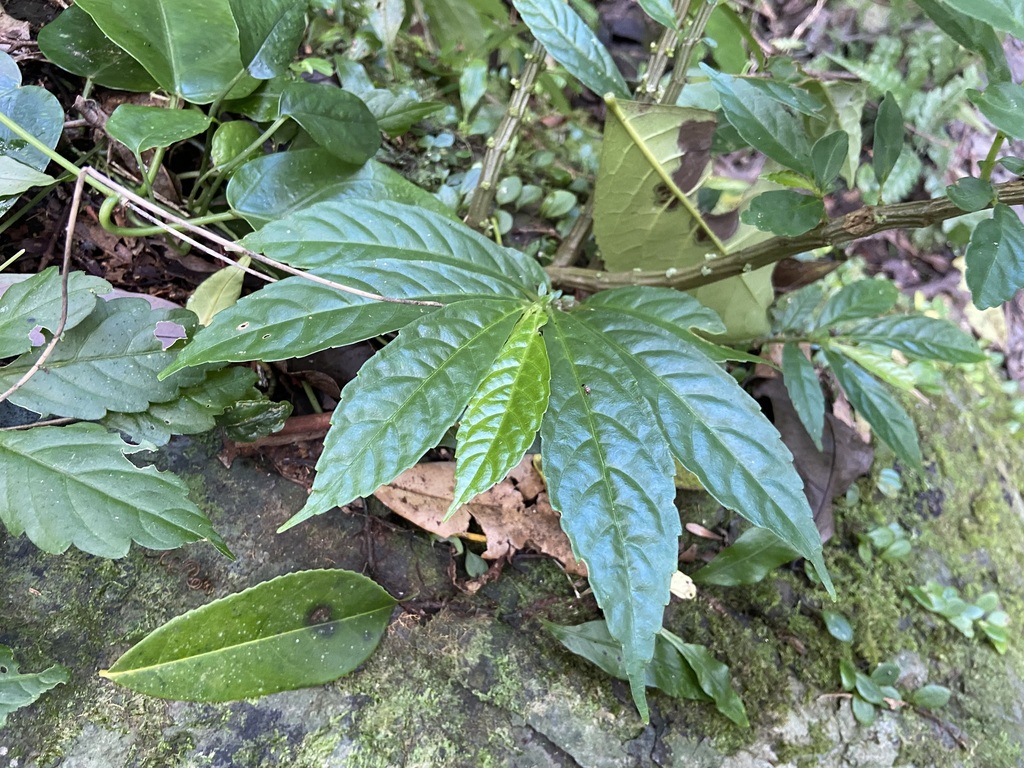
[{"left": 628, "top": 665, "right": 650, "bottom": 723}]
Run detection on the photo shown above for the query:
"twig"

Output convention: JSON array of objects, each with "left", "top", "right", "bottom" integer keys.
[
  {"left": 546, "top": 178, "right": 1024, "bottom": 292},
  {"left": 641, "top": 0, "right": 691, "bottom": 100},
  {"left": 0, "top": 417, "right": 77, "bottom": 431},
  {"left": 662, "top": 0, "right": 719, "bottom": 107},
  {"left": 0, "top": 174, "right": 85, "bottom": 406},
  {"left": 791, "top": 0, "right": 827, "bottom": 42},
  {"left": 466, "top": 40, "right": 546, "bottom": 229},
  {"left": 82, "top": 168, "right": 444, "bottom": 308}
]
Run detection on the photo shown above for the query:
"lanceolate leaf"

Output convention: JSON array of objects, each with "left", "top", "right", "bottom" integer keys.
[
  {"left": 0, "top": 299, "right": 198, "bottom": 420},
  {"left": 965, "top": 204, "right": 1024, "bottom": 309},
  {"left": 229, "top": 0, "right": 306, "bottom": 79},
  {"left": 940, "top": 0, "right": 1024, "bottom": 40},
  {"left": 75, "top": 0, "right": 257, "bottom": 104},
  {"left": 914, "top": 0, "right": 1010, "bottom": 82},
  {"left": 843, "top": 315, "right": 985, "bottom": 363},
  {"left": 227, "top": 150, "right": 455, "bottom": 227},
  {"left": 691, "top": 527, "right": 799, "bottom": 587},
  {"left": 279, "top": 81, "right": 380, "bottom": 164},
  {"left": 0, "top": 646, "right": 69, "bottom": 728},
  {"left": 814, "top": 280, "right": 899, "bottom": 329},
  {"left": 781, "top": 342, "right": 825, "bottom": 450},
  {"left": 449, "top": 306, "right": 550, "bottom": 517},
  {"left": 0, "top": 269, "right": 110, "bottom": 358},
  {"left": 511, "top": 0, "right": 629, "bottom": 99},
  {"left": 811, "top": 131, "right": 849, "bottom": 190},
  {"left": 101, "top": 570, "right": 395, "bottom": 700},
  {"left": 105, "top": 105, "right": 212, "bottom": 155},
  {"left": 873, "top": 92, "right": 904, "bottom": 190},
  {"left": 37, "top": 5, "right": 159, "bottom": 91},
  {"left": 659, "top": 629, "right": 749, "bottom": 727},
  {"left": 541, "top": 310, "right": 678, "bottom": 721},
  {"left": 0, "top": 423, "right": 230, "bottom": 558},
  {"left": 240, "top": 200, "right": 547, "bottom": 298},
  {"left": 578, "top": 289, "right": 831, "bottom": 592},
  {"left": 824, "top": 350, "right": 922, "bottom": 469},
  {"left": 283, "top": 299, "right": 525, "bottom": 529},
  {"left": 636, "top": 0, "right": 677, "bottom": 30}
]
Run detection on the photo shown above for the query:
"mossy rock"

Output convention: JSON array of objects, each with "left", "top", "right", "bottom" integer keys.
[{"left": 2, "top": 371, "right": 1023, "bottom": 767}]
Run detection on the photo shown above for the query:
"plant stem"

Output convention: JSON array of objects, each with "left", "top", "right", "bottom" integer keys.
[
  {"left": 466, "top": 40, "right": 545, "bottom": 230},
  {"left": 97, "top": 195, "right": 239, "bottom": 236},
  {"left": 193, "top": 116, "right": 288, "bottom": 214},
  {"left": 979, "top": 131, "right": 1005, "bottom": 183},
  {"left": 662, "top": 0, "right": 717, "bottom": 106},
  {"left": 546, "top": 178, "right": 1024, "bottom": 292},
  {"left": 641, "top": 0, "right": 691, "bottom": 101}
]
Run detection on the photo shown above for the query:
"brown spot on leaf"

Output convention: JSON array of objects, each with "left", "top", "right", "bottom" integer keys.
[{"left": 672, "top": 118, "right": 716, "bottom": 193}]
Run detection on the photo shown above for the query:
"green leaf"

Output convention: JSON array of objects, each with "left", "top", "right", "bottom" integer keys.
[
  {"left": 739, "top": 78, "right": 828, "bottom": 120},
  {"left": 637, "top": 0, "right": 677, "bottom": 30},
  {"left": 449, "top": 306, "right": 550, "bottom": 517},
  {"left": 822, "top": 610, "right": 854, "bottom": 643},
  {"left": 223, "top": 76, "right": 286, "bottom": 122},
  {"left": 75, "top": 0, "right": 257, "bottom": 104},
  {"left": 851, "top": 694, "right": 877, "bottom": 725},
  {"left": 839, "top": 659, "right": 857, "bottom": 690},
  {"left": 914, "top": 0, "right": 1010, "bottom": 82},
  {"left": 279, "top": 81, "right": 380, "bottom": 164},
  {"left": 227, "top": 149, "right": 455, "bottom": 227},
  {"left": 1000, "top": 157, "right": 1024, "bottom": 175},
  {"left": 0, "top": 298, "right": 197, "bottom": 420},
  {"left": 781, "top": 342, "right": 825, "bottom": 450},
  {"left": 37, "top": 5, "right": 159, "bottom": 91},
  {"left": 366, "top": 0, "right": 405, "bottom": 51},
  {"left": 814, "top": 280, "right": 899, "bottom": 329},
  {"left": 186, "top": 256, "right": 249, "bottom": 326},
  {"left": 0, "top": 155, "right": 54, "bottom": 196},
  {"left": 220, "top": 398, "right": 292, "bottom": 442},
  {"left": 360, "top": 89, "right": 445, "bottom": 135},
  {"left": 511, "top": 0, "right": 629, "bottom": 99},
  {"left": 969, "top": 83, "right": 1024, "bottom": 142},
  {"left": 946, "top": 176, "right": 995, "bottom": 212},
  {"left": 544, "top": 620, "right": 708, "bottom": 702},
  {"left": 843, "top": 315, "right": 984, "bottom": 363},
  {"left": 102, "top": 366, "right": 260, "bottom": 446},
  {"left": 0, "top": 268, "right": 110, "bottom": 358},
  {"left": 691, "top": 527, "right": 799, "bottom": 587},
  {"left": 0, "top": 646, "right": 69, "bottom": 728},
  {"left": 871, "top": 662, "right": 900, "bottom": 687},
  {"left": 210, "top": 121, "right": 262, "bottom": 169},
  {"left": 703, "top": 66, "right": 813, "bottom": 177},
  {"left": 811, "top": 131, "right": 849, "bottom": 190},
  {"left": 418, "top": 0, "right": 505, "bottom": 60},
  {"left": 106, "top": 105, "right": 211, "bottom": 156},
  {"left": 909, "top": 684, "right": 951, "bottom": 709},
  {"left": 939, "top": 0, "right": 1024, "bottom": 39},
  {"left": 855, "top": 671, "right": 885, "bottom": 705},
  {"left": 101, "top": 570, "right": 394, "bottom": 700},
  {"left": 772, "top": 283, "right": 825, "bottom": 333},
  {"left": 659, "top": 630, "right": 749, "bottom": 727},
  {"left": 283, "top": 299, "right": 525, "bottom": 530},
  {"left": 965, "top": 204, "right": 1024, "bottom": 309},
  {"left": 593, "top": 98, "right": 719, "bottom": 271},
  {"left": 228, "top": 0, "right": 306, "bottom": 79},
  {"left": 742, "top": 190, "right": 824, "bottom": 236},
  {"left": 873, "top": 91, "right": 904, "bottom": 190},
  {"left": 460, "top": 59, "right": 488, "bottom": 117},
  {"left": 0, "top": 423, "right": 229, "bottom": 558},
  {"left": 805, "top": 81, "right": 867, "bottom": 187},
  {"left": 830, "top": 343, "right": 915, "bottom": 391},
  {"left": 824, "top": 350, "right": 922, "bottom": 469},
  {"left": 579, "top": 289, "right": 832, "bottom": 592},
  {"left": 541, "top": 309, "right": 679, "bottom": 721}
]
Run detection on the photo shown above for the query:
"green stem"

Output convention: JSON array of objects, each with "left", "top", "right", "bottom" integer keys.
[
  {"left": 979, "top": 131, "right": 1005, "bottom": 182},
  {"left": 98, "top": 196, "right": 238, "bottom": 236},
  {"left": 662, "top": 0, "right": 717, "bottom": 106},
  {"left": 192, "top": 116, "right": 287, "bottom": 213},
  {"left": 604, "top": 94, "right": 727, "bottom": 253}
]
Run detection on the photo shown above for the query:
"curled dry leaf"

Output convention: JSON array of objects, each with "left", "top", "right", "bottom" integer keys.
[{"left": 373, "top": 457, "right": 587, "bottom": 576}]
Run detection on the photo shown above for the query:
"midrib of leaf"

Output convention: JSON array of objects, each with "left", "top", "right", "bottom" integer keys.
[
  {"left": 584, "top": 310, "right": 831, "bottom": 592},
  {"left": 155, "top": 2, "right": 179, "bottom": 93}
]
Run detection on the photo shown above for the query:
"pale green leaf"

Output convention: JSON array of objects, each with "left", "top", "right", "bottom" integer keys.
[
  {"left": 914, "top": 0, "right": 1010, "bottom": 82},
  {"left": 101, "top": 570, "right": 394, "bottom": 700},
  {"left": 75, "top": 0, "right": 257, "bottom": 103},
  {"left": 511, "top": 0, "right": 629, "bottom": 99},
  {"left": 187, "top": 256, "right": 250, "bottom": 326},
  {"left": 283, "top": 299, "right": 525, "bottom": 529},
  {"left": 845, "top": 315, "right": 984, "bottom": 363},
  {"left": 0, "top": 268, "right": 110, "bottom": 358},
  {"left": 0, "top": 298, "right": 197, "bottom": 420},
  {"left": 965, "top": 204, "right": 1024, "bottom": 309},
  {"left": 229, "top": 0, "right": 306, "bottom": 79},
  {"left": 360, "top": 89, "right": 445, "bottom": 135},
  {"left": 577, "top": 290, "right": 831, "bottom": 592},
  {"left": 659, "top": 629, "right": 749, "bottom": 727},
  {"left": 691, "top": 527, "right": 799, "bottom": 587},
  {"left": 0, "top": 155, "right": 54, "bottom": 196},
  {"left": 814, "top": 279, "right": 899, "bottom": 329},
  {"left": 106, "top": 105, "right": 211, "bottom": 155},
  {"left": 460, "top": 59, "right": 488, "bottom": 117},
  {"left": 781, "top": 342, "right": 825, "bottom": 450},
  {"left": 227, "top": 149, "right": 456, "bottom": 227},
  {"left": 0, "top": 423, "right": 229, "bottom": 558},
  {"left": 830, "top": 342, "right": 915, "bottom": 391},
  {"left": 971, "top": 82, "right": 1024, "bottom": 142},
  {"left": 540, "top": 309, "right": 679, "bottom": 721},
  {"left": 38, "top": 5, "right": 159, "bottom": 91},
  {"left": 449, "top": 306, "right": 550, "bottom": 517},
  {"left": 279, "top": 81, "right": 380, "bottom": 165},
  {"left": 0, "top": 646, "right": 69, "bottom": 728},
  {"left": 824, "top": 350, "right": 922, "bottom": 469},
  {"left": 940, "top": 0, "right": 1024, "bottom": 39},
  {"left": 0, "top": 66, "right": 63, "bottom": 216},
  {"left": 593, "top": 98, "right": 719, "bottom": 271},
  {"left": 689, "top": 266, "right": 774, "bottom": 342}
]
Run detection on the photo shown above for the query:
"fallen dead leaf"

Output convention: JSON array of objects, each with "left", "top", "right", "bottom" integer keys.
[{"left": 373, "top": 457, "right": 587, "bottom": 576}]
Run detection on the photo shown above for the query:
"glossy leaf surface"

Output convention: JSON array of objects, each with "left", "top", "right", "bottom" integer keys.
[
  {"left": 844, "top": 316, "right": 984, "bottom": 363},
  {"left": 0, "top": 646, "right": 69, "bottom": 728},
  {"left": 965, "top": 204, "right": 1024, "bottom": 309},
  {"left": 541, "top": 309, "right": 678, "bottom": 720},
  {"left": 781, "top": 342, "right": 825, "bottom": 451},
  {"left": 814, "top": 280, "right": 899, "bottom": 329},
  {"left": 0, "top": 423, "right": 229, "bottom": 558},
  {"left": 0, "top": 156, "right": 54, "bottom": 196},
  {"left": 284, "top": 300, "right": 525, "bottom": 529},
  {"left": 101, "top": 570, "right": 394, "bottom": 700},
  {"left": 229, "top": 0, "right": 306, "bottom": 79},
  {"left": 106, "top": 105, "right": 211, "bottom": 155},
  {"left": 691, "top": 527, "right": 799, "bottom": 587},
  {"left": 280, "top": 81, "right": 380, "bottom": 164},
  {"left": 659, "top": 629, "right": 749, "bottom": 727},
  {"left": 37, "top": 5, "right": 159, "bottom": 91},
  {"left": 873, "top": 92, "right": 904, "bottom": 188},
  {"left": 449, "top": 306, "right": 550, "bottom": 517},
  {"left": 742, "top": 190, "right": 824, "bottom": 236},
  {"left": 511, "top": 0, "right": 629, "bottom": 99},
  {"left": 811, "top": 131, "right": 850, "bottom": 190}
]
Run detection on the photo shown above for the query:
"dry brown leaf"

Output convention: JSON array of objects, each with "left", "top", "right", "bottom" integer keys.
[{"left": 373, "top": 458, "right": 587, "bottom": 576}]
